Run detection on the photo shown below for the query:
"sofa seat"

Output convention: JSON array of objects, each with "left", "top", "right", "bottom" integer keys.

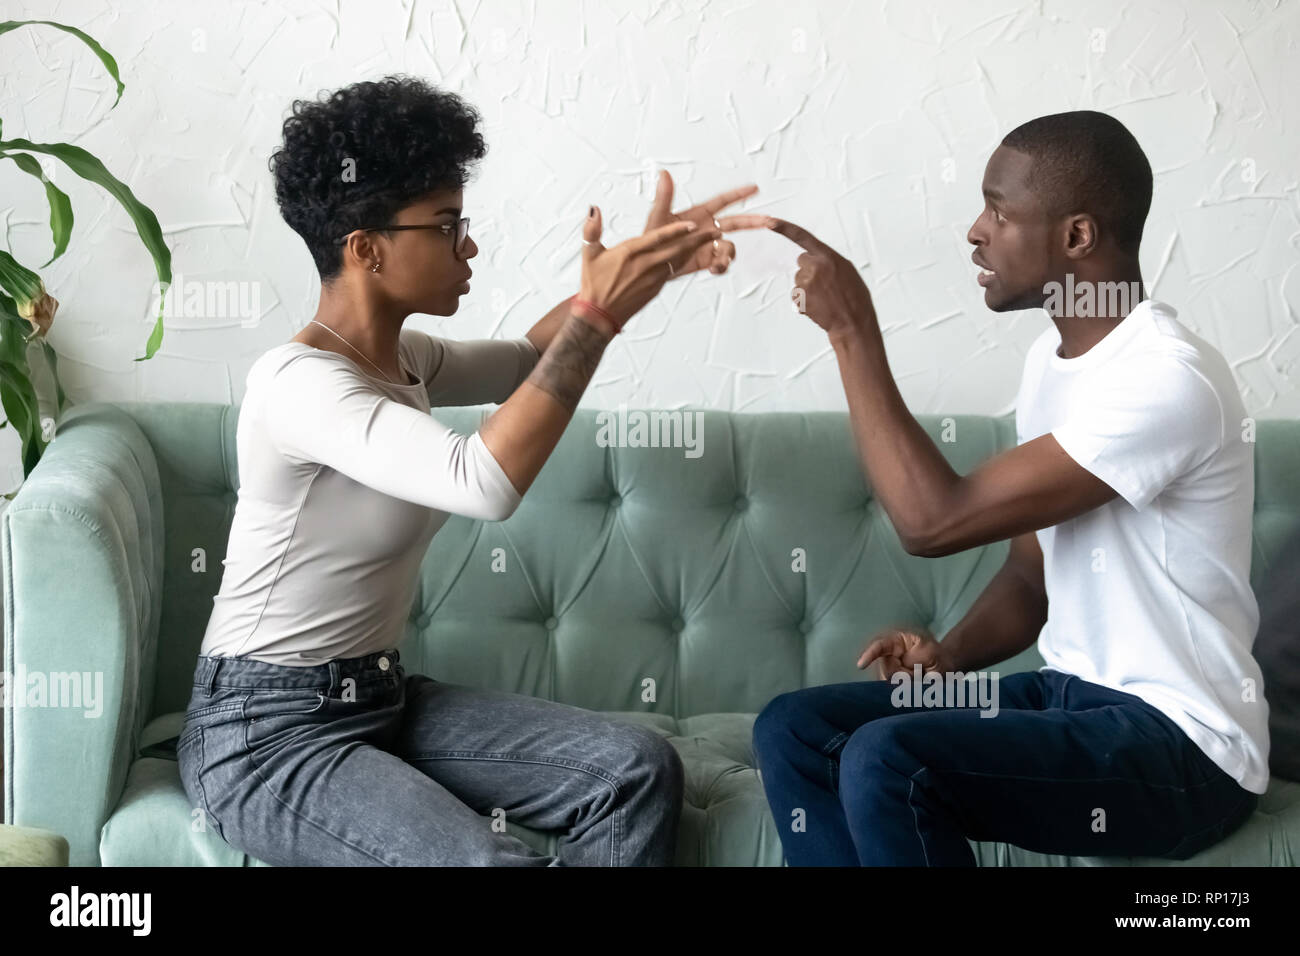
[{"left": 100, "top": 712, "right": 1300, "bottom": 866}]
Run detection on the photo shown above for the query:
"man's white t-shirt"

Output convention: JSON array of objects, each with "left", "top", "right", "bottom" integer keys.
[
  {"left": 200, "top": 328, "right": 540, "bottom": 666},
  {"left": 1015, "top": 299, "right": 1270, "bottom": 795}
]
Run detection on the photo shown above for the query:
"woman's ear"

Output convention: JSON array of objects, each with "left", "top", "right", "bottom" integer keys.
[{"left": 338, "top": 231, "right": 377, "bottom": 269}]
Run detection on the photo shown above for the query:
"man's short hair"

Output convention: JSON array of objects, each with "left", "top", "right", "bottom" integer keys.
[{"left": 1001, "top": 111, "right": 1153, "bottom": 255}]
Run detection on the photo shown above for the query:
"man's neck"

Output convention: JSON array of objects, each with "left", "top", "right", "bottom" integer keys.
[{"left": 1048, "top": 265, "right": 1145, "bottom": 360}]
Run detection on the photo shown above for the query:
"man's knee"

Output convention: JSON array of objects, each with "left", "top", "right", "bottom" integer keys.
[
  {"left": 839, "top": 718, "right": 920, "bottom": 782},
  {"left": 752, "top": 690, "right": 811, "bottom": 756}
]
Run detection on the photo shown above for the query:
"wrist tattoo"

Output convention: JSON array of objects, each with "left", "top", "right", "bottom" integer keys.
[{"left": 526, "top": 313, "right": 609, "bottom": 411}]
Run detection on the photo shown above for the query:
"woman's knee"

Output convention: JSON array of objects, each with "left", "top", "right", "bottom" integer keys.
[
  {"left": 607, "top": 721, "right": 684, "bottom": 795},
  {"left": 645, "top": 728, "right": 686, "bottom": 799}
]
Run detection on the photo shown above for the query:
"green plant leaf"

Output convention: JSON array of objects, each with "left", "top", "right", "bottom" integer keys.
[
  {"left": 1, "top": 291, "right": 68, "bottom": 425},
  {"left": 0, "top": 20, "right": 125, "bottom": 108},
  {"left": 38, "top": 338, "right": 68, "bottom": 414},
  {"left": 0, "top": 248, "right": 44, "bottom": 311},
  {"left": 0, "top": 337, "right": 45, "bottom": 477},
  {"left": 0, "top": 316, "right": 30, "bottom": 369},
  {"left": 0, "top": 137, "right": 172, "bottom": 360},
  {"left": 3, "top": 151, "right": 73, "bottom": 264}
]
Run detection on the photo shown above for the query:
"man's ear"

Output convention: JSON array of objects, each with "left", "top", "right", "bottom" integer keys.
[{"left": 1062, "top": 213, "right": 1098, "bottom": 260}]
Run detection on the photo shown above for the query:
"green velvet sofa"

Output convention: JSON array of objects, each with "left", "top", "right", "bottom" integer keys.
[{"left": 4, "top": 401, "right": 1298, "bottom": 866}]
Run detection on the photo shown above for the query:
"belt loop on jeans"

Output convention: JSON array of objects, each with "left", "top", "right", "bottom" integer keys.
[
  {"left": 328, "top": 660, "right": 342, "bottom": 696},
  {"left": 201, "top": 656, "right": 220, "bottom": 698}
]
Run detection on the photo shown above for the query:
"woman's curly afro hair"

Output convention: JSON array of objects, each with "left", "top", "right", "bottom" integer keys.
[{"left": 268, "top": 75, "right": 487, "bottom": 280}]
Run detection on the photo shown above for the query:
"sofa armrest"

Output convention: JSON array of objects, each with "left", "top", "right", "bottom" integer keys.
[{"left": 2, "top": 402, "right": 165, "bottom": 867}]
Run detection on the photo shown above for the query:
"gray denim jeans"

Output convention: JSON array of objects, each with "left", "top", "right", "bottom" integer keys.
[{"left": 177, "top": 649, "right": 685, "bottom": 866}]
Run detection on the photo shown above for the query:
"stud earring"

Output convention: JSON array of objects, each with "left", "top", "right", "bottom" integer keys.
[{"left": 371, "top": 261, "right": 381, "bottom": 273}]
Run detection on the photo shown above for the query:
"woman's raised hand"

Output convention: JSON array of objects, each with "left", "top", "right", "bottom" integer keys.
[
  {"left": 643, "top": 170, "right": 772, "bottom": 277},
  {"left": 571, "top": 205, "right": 723, "bottom": 336}
]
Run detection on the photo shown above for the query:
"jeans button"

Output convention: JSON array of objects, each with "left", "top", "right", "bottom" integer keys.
[{"left": 378, "top": 656, "right": 390, "bottom": 672}]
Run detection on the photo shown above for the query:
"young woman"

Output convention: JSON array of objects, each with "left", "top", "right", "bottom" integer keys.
[{"left": 177, "top": 75, "right": 766, "bottom": 866}]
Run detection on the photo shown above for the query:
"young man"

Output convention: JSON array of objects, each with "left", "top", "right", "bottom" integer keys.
[{"left": 752, "top": 110, "right": 1270, "bottom": 866}]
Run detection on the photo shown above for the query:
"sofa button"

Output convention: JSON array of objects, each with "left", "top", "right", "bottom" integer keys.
[
  {"left": 799, "top": 620, "right": 811, "bottom": 634},
  {"left": 415, "top": 613, "right": 431, "bottom": 629},
  {"left": 609, "top": 495, "right": 622, "bottom": 508},
  {"left": 734, "top": 496, "right": 748, "bottom": 512},
  {"left": 671, "top": 617, "right": 685, "bottom": 632},
  {"left": 545, "top": 616, "right": 558, "bottom": 630}
]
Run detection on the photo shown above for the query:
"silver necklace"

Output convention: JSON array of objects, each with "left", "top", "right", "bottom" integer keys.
[{"left": 309, "top": 320, "right": 399, "bottom": 385}]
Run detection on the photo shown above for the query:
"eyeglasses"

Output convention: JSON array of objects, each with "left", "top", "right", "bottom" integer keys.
[{"left": 335, "top": 217, "right": 471, "bottom": 258}]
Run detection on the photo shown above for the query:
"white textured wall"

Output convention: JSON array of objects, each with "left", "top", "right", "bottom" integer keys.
[{"left": 2, "top": 0, "right": 1299, "bottom": 489}]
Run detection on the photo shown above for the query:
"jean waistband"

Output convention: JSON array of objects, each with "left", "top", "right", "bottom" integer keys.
[{"left": 193, "top": 648, "right": 401, "bottom": 696}]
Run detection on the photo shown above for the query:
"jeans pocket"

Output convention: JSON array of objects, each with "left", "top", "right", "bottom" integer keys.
[
  {"left": 242, "top": 690, "right": 332, "bottom": 756},
  {"left": 242, "top": 689, "right": 328, "bottom": 721}
]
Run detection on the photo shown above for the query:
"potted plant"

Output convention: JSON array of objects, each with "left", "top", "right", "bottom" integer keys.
[{"left": 0, "top": 19, "right": 172, "bottom": 498}]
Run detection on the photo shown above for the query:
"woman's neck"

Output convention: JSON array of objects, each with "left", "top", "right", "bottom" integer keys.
[{"left": 298, "top": 287, "right": 406, "bottom": 383}]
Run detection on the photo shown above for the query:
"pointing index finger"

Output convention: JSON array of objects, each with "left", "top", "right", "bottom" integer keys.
[{"left": 765, "top": 216, "right": 828, "bottom": 253}]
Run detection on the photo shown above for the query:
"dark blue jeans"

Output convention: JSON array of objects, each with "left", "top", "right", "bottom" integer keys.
[
  {"left": 752, "top": 668, "right": 1259, "bottom": 866},
  {"left": 177, "top": 649, "right": 684, "bottom": 866}
]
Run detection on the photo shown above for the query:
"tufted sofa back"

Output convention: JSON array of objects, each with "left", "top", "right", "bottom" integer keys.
[{"left": 66, "top": 402, "right": 1292, "bottom": 727}]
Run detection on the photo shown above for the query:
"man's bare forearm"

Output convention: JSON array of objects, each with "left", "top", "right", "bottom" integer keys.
[
  {"left": 829, "top": 324, "right": 962, "bottom": 551},
  {"left": 939, "top": 563, "right": 1048, "bottom": 672},
  {"left": 478, "top": 311, "right": 612, "bottom": 496}
]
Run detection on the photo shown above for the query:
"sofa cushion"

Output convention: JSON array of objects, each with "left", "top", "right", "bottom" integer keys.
[
  {"left": 103, "top": 711, "right": 1300, "bottom": 866},
  {"left": 100, "top": 711, "right": 784, "bottom": 866}
]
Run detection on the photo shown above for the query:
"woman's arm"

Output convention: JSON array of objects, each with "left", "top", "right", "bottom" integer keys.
[
  {"left": 262, "top": 353, "right": 524, "bottom": 521},
  {"left": 524, "top": 296, "right": 577, "bottom": 354},
  {"left": 476, "top": 308, "right": 613, "bottom": 496}
]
